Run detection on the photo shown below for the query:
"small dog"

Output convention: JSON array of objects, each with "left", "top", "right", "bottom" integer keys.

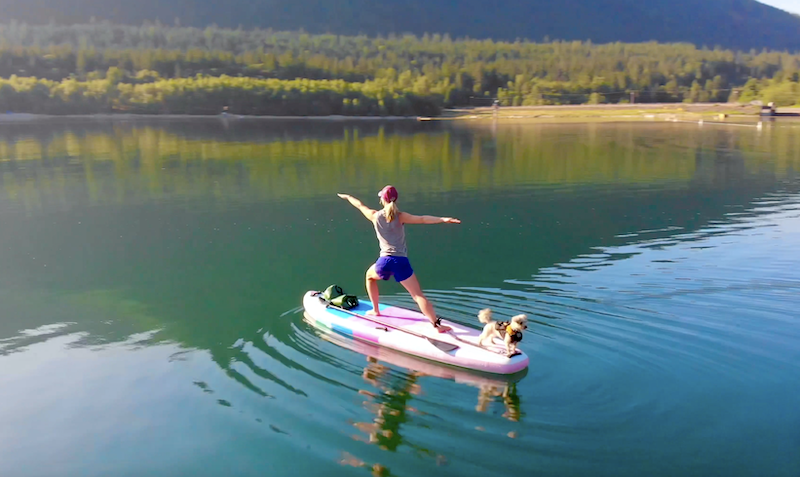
[{"left": 477, "top": 308, "right": 528, "bottom": 357}]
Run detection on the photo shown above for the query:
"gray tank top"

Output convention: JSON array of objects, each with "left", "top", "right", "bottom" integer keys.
[{"left": 373, "top": 209, "right": 407, "bottom": 257}]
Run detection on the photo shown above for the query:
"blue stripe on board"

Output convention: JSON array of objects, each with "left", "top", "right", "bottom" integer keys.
[
  {"left": 326, "top": 299, "right": 386, "bottom": 320},
  {"left": 331, "top": 322, "right": 354, "bottom": 337}
]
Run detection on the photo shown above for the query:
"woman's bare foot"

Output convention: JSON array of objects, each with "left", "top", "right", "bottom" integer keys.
[{"left": 366, "top": 309, "right": 381, "bottom": 316}]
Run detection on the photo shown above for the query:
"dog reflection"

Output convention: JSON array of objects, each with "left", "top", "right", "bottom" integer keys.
[
  {"left": 476, "top": 382, "right": 522, "bottom": 422},
  {"left": 339, "top": 452, "right": 392, "bottom": 477}
]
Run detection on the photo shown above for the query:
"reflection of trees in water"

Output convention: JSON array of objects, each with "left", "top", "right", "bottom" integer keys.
[
  {"left": 689, "top": 130, "right": 748, "bottom": 188},
  {"left": 0, "top": 288, "right": 342, "bottom": 408},
  {"left": 0, "top": 289, "right": 170, "bottom": 356},
  {"left": 7, "top": 122, "right": 795, "bottom": 211},
  {"left": 208, "top": 326, "right": 356, "bottom": 401}
]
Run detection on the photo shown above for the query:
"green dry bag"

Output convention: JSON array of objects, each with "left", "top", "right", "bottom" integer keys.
[{"left": 323, "top": 284, "right": 345, "bottom": 301}]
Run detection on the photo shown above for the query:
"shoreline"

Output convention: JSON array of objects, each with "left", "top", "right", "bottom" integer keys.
[
  {"left": 2, "top": 104, "right": 798, "bottom": 125},
  {"left": 0, "top": 113, "right": 419, "bottom": 123},
  {"left": 427, "top": 103, "right": 800, "bottom": 123}
]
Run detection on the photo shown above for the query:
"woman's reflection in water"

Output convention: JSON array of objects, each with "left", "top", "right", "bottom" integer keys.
[
  {"left": 341, "top": 355, "right": 523, "bottom": 474},
  {"left": 354, "top": 356, "right": 422, "bottom": 451}
]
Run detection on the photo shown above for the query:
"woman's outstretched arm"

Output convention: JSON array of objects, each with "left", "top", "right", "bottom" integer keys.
[
  {"left": 337, "top": 193, "right": 377, "bottom": 220},
  {"left": 400, "top": 212, "right": 461, "bottom": 225}
]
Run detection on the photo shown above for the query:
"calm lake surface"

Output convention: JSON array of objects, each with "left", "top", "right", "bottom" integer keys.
[{"left": 0, "top": 118, "right": 798, "bottom": 477}]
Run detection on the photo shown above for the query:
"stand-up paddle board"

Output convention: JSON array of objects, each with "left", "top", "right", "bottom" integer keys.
[
  {"left": 306, "top": 311, "right": 529, "bottom": 385},
  {"left": 302, "top": 290, "right": 529, "bottom": 375}
]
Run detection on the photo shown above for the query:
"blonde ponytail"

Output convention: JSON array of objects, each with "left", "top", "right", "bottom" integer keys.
[{"left": 384, "top": 200, "right": 399, "bottom": 223}]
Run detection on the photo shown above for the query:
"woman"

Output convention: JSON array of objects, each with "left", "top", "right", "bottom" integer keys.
[{"left": 337, "top": 185, "right": 460, "bottom": 333}]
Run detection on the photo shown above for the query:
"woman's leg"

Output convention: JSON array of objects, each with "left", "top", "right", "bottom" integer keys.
[
  {"left": 365, "top": 264, "right": 382, "bottom": 315},
  {"left": 399, "top": 273, "right": 451, "bottom": 332}
]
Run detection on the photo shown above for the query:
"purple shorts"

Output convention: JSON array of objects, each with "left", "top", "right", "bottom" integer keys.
[{"left": 374, "top": 256, "right": 414, "bottom": 282}]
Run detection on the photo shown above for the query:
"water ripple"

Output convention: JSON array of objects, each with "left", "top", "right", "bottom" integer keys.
[{"left": 253, "top": 190, "right": 800, "bottom": 476}]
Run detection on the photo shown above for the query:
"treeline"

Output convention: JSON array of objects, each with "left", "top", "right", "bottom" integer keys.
[
  {"left": 1, "top": 22, "right": 800, "bottom": 113},
  {"left": 737, "top": 73, "right": 800, "bottom": 107},
  {"left": 0, "top": 74, "right": 444, "bottom": 116}
]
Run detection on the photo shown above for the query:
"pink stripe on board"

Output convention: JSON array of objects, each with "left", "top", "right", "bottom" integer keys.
[{"left": 353, "top": 330, "right": 379, "bottom": 343}]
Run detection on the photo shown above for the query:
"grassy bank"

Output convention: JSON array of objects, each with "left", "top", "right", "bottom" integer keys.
[{"left": 426, "top": 103, "right": 799, "bottom": 123}]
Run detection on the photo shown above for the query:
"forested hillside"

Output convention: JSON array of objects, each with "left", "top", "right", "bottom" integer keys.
[
  {"left": 0, "top": 0, "right": 799, "bottom": 51},
  {"left": 1, "top": 23, "right": 799, "bottom": 115}
]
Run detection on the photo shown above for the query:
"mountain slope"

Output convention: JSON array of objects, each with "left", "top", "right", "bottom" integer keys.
[{"left": 1, "top": 0, "right": 799, "bottom": 51}]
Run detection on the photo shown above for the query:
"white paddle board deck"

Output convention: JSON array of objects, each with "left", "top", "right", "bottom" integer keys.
[
  {"left": 307, "top": 313, "right": 530, "bottom": 386},
  {"left": 302, "top": 291, "right": 529, "bottom": 375}
]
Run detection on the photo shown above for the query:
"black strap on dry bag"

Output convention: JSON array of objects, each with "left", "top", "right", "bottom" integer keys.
[{"left": 331, "top": 294, "right": 359, "bottom": 310}]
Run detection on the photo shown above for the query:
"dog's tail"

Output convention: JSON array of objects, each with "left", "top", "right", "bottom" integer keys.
[{"left": 478, "top": 308, "right": 493, "bottom": 324}]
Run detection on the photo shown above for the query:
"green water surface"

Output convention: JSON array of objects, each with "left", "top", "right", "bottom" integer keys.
[{"left": 0, "top": 118, "right": 798, "bottom": 477}]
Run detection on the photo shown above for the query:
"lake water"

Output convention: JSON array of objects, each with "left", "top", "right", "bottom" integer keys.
[{"left": 0, "top": 118, "right": 798, "bottom": 477}]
